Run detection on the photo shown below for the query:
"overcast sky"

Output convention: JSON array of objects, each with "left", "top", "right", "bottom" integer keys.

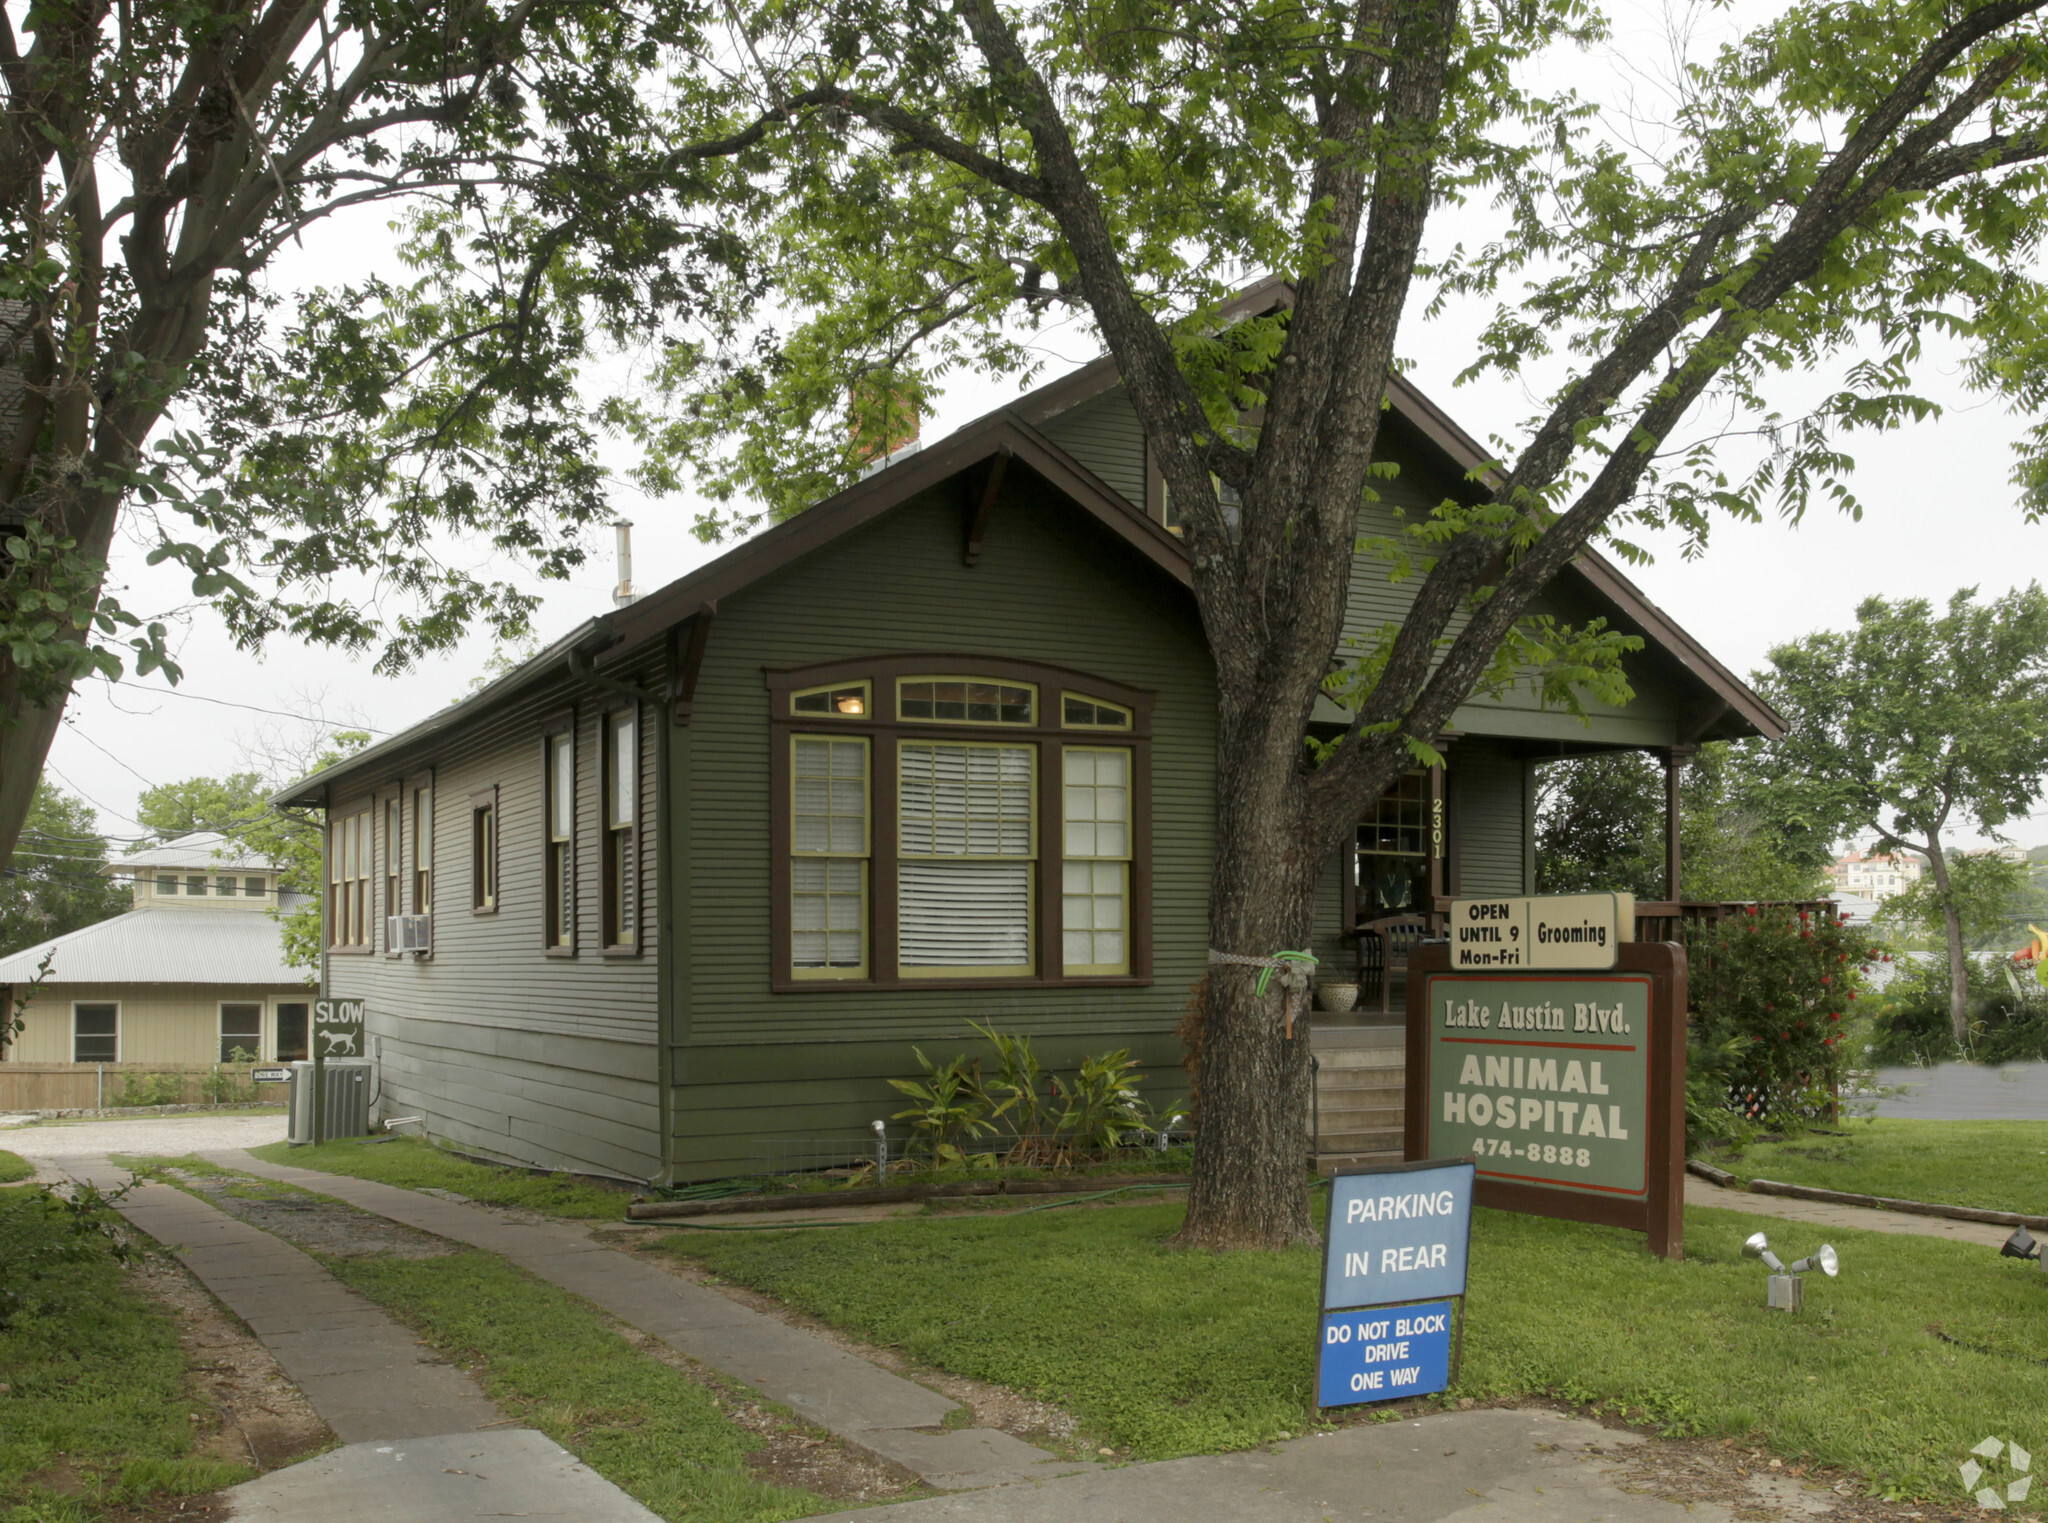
[{"left": 44, "top": 4, "right": 2048, "bottom": 854}]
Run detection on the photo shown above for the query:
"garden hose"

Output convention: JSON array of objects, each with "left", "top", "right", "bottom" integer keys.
[{"left": 646, "top": 1181, "right": 1193, "bottom": 1231}]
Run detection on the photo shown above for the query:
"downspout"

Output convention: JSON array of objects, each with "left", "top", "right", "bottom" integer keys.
[{"left": 566, "top": 646, "right": 677, "bottom": 1187}]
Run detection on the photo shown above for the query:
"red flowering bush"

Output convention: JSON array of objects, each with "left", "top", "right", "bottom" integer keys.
[{"left": 1685, "top": 906, "right": 1881, "bottom": 1124}]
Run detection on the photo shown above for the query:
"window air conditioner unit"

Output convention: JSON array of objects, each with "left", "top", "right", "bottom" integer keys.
[{"left": 385, "top": 913, "right": 433, "bottom": 953}]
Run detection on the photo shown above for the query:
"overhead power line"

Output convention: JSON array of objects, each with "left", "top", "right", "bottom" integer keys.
[{"left": 97, "top": 678, "right": 389, "bottom": 735}]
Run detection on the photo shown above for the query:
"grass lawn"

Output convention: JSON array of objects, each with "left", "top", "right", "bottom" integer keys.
[
  {"left": 1719, "top": 1117, "right": 2048, "bottom": 1216},
  {"left": 247, "top": 1136, "right": 635, "bottom": 1218},
  {"left": 0, "top": 1186, "right": 248, "bottom": 1521},
  {"left": 660, "top": 1193, "right": 2048, "bottom": 1499},
  {"left": 0, "top": 1150, "right": 30, "bottom": 1186},
  {"left": 326, "top": 1250, "right": 827, "bottom": 1523}
]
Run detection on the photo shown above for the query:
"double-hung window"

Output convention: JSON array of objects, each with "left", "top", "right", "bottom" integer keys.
[
  {"left": 413, "top": 784, "right": 434, "bottom": 913},
  {"left": 603, "top": 708, "right": 639, "bottom": 949},
  {"left": 472, "top": 787, "right": 498, "bottom": 912},
  {"left": 544, "top": 728, "right": 575, "bottom": 950},
  {"left": 328, "top": 808, "right": 371, "bottom": 948},
  {"left": 383, "top": 796, "right": 401, "bottom": 944},
  {"left": 770, "top": 659, "right": 1151, "bottom": 990},
  {"left": 898, "top": 741, "right": 1035, "bottom": 975},
  {"left": 790, "top": 735, "right": 868, "bottom": 977}
]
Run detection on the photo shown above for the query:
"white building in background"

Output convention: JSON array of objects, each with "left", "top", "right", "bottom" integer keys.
[
  {"left": 1825, "top": 849, "right": 1926, "bottom": 903},
  {"left": 0, "top": 833, "right": 312, "bottom": 1066}
]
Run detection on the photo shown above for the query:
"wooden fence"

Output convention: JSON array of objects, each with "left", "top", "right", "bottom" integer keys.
[{"left": 0, "top": 1062, "right": 265, "bottom": 1113}]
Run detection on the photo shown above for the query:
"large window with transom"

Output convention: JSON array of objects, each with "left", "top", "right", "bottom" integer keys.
[{"left": 767, "top": 656, "right": 1154, "bottom": 991}]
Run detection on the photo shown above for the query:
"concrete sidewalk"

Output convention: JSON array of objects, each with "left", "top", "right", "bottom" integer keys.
[
  {"left": 61, "top": 1157, "right": 661, "bottom": 1522},
  {"left": 777, "top": 1407, "right": 1826, "bottom": 1523},
  {"left": 225, "top": 1150, "right": 1091, "bottom": 1492}
]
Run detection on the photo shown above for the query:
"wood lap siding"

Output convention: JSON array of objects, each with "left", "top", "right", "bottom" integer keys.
[
  {"left": 326, "top": 653, "right": 664, "bottom": 1182},
  {"left": 672, "top": 479, "right": 1214, "bottom": 1176},
  {"left": 1449, "top": 740, "right": 1531, "bottom": 896},
  {"left": 1039, "top": 393, "right": 1148, "bottom": 508}
]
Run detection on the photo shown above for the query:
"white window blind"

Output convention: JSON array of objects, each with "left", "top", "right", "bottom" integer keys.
[
  {"left": 791, "top": 737, "right": 868, "bottom": 973},
  {"left": 899, "top": 743, "right": 1034, "bottom": 971},
  {"left": 1062, "top": 748, "right": 1130, "bottom": 973}
]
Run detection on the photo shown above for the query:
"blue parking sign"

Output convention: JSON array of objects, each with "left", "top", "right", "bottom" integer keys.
[
  {"left": 1317, "top": 1301, "right": 1456, "bottom": 1406},
  {"left": 1316, "top": 1157, "right": 1474, "bottom": 1409}
]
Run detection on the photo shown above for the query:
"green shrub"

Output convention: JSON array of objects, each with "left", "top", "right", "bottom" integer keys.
[
  {"left": 1686, "top": 906, "right": 1882, "bottom": 1138},
  {"left": 111, "top": 1071, "right": 188, "bottom": 1108},
  {"left": 1863, "top": 953, "right": 2048, "bottom": 1066}
]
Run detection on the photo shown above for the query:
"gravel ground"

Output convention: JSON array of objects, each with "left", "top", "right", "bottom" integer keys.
[{"left": 0, "top": 1110, "right": 286, "bottom": 1164}]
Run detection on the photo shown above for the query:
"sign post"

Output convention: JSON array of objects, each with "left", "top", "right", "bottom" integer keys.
[
  {"left": 309, "top": 999, "right": 365, "bottom": 1146},
  {"left": 1314, "top": 1157, "right": 1476, "bottom": 1411},
  {"left": 1407, "top": 913, "right": 1686, "bottom": 1259}
]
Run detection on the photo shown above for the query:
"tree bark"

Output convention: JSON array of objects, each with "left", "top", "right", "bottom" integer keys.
[{"left": 1922, "top": 834, "right": 1971, "bottom": 1047}]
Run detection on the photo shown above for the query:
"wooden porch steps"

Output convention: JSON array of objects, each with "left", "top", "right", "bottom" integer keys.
[{"left": 1311, "top": 1023, "right": 1405, "bottom": 1176}]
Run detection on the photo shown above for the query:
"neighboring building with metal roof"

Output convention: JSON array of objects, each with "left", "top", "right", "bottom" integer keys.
[{"left": 0, "top": 833, "right": 314, "bottom": 1068}]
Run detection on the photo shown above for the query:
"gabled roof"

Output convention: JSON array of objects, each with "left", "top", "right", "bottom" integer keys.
[
  {"left": 275, "top": 414, "right": 1180, "bottom": 806},
  {"left": 0, "top": 901, "right": 308, "bottom": 985},
  {"left": 120, "top": 832, "right": 280, "bottom": 873},
  {"left": 275, "top": 281, "right": 1782, "bottom": 806}
]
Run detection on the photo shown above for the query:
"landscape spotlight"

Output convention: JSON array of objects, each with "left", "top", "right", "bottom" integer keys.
[
  {"left": 1742, "top": 1232, "right": 1838, "bottom": 1312},
  {"left": 2002, "top": 1227, "right": 2045, "bottom": 1270}
]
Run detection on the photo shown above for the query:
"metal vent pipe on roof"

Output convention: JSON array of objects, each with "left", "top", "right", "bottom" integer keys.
[{"left": 613, "top": 520, "right": 638, "bottom": 608}]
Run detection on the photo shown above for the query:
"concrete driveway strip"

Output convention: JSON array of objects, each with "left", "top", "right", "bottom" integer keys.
[
  {"left": 225, "top": 1151, "right": 1092, "bottom": 1492},
  {"left": 63, "top": 1156, "right": 502, "bottom": 1444},
  {"left": 798, "top": 1409, "right": 1825, "bottom": 1523},
  {"left": 223, "top": 1430, "right": 661, "bottom": 1522}
]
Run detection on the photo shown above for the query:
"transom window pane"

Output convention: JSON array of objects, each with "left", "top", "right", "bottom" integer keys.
[
  {"left": 899, "top": 743, "right": 1035, "bottom": 972},
  {"left": 1062, "top": 695, "right": 1131, "bottom": 729},
  {"left": 898, "top": 679, "right": 1034, "bottom": 725},
  {"left": 792, "top": 684, "right": 869, "bottom": 717}
]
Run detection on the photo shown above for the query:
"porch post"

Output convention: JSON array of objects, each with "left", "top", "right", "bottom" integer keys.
[{"left": 1662, "top": 747, "right": 1695, "bottom": 901}]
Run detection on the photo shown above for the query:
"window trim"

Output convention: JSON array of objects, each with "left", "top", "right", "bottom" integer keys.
[
  {"left": 1060, "top": 691, "right": 1134, "bottom": 730},
  {"left": 412, "top": 775, "right": 435, "bottom": 916},
  {"left": 218, "top": 1000, "right": 265, "bottom": 1064},
  {"left": 327, "top": 803, "right": 373, "bottom": 954},
  {"left": 542, "top": 712, "right": 577, "bottom": 956},
  {"left": 601, "top": 704, "right": 643, "bottom": 954},
  {"left": 381, "top": 789, "right": 404, "bottom": 958},
  {"left": 471, "top": 785, "right": 500, "bottom": 914},
  {"left": 765, "top": 655, "right": 1155, "bottom": 993},
  {"left": 72, "top": 1000, "right": 119, "bottom": 1063}
]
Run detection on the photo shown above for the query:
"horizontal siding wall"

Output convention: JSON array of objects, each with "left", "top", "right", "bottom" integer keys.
[
  {"left": 673, "top": 476, "right": 1214, "bottom": 1178},
  {"left": 328, "top": 648, "right": 664, "bottom": 1182},
  {"left": 7, "top": 983, "right": 312, "bottom": 1065},
  {"left": 1040, "top": 392, "right": 1147, "bottom": 508},
  {"left": 1451, "top": 739, "right": 1530, "bottom": 896}
]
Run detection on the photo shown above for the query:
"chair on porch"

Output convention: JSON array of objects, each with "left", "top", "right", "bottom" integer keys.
[{"left": 1355, "top": 914, "right": 1427, "bottom": 1017}]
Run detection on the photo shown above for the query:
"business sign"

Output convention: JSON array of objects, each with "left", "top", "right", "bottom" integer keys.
[
  {"left": 1315, "top": 1158, "right": 1474, "bottom": 1409},
  {"left": 1405, "top": 942, "right": 1687, "bottom": 1259},
  {"left": 1448, "top": 893, "right": 1634, "bottom": 971},
  {"left": 250, "top": 1066, "right": 292, "bottom": 1084},
  {"left": 313, "top": 998, "right": 364, "bottom": 1059}
]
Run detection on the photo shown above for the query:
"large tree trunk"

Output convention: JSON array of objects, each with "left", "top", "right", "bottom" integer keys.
[
  {"left": 1174, "top": 691, "right": 1329, "bottom": 1249},
  {"left": 1923, "top": 836, "right": 1970, "bottom": 1047}
]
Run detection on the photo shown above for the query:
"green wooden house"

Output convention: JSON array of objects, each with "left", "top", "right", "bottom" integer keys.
[{"left": 275, "top": 284, "right": 1781, "bottom": 1184}]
